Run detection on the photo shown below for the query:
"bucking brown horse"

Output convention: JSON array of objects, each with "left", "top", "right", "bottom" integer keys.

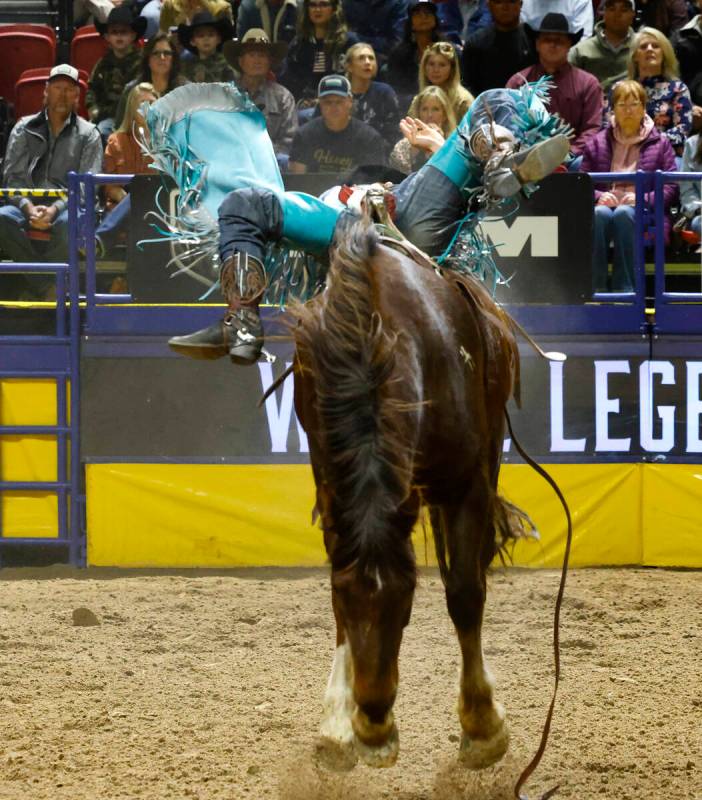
[{"left": 292, "top": 217, "right": 534, "bottom": 772}]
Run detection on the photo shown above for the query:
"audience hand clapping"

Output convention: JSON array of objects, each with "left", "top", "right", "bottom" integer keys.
[{"left": 399, "top": 116, "right": 445, "bottom": 154}]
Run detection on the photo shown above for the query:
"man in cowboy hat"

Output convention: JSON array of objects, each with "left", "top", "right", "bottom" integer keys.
[
  {"left": 520, "top": 0, "right": 593, "bottom": 37},
  {"left": 223, "top": 29, "right": 297, "bottom": 169},
  {"left": 87, "top": 5, "right": 147, "bottom": 142},
  {"left": 506, "top": 12, "right": 602, "bottom": 158},
  {"left": 178, "top": 11, "right": 236, "bottom": 83}
]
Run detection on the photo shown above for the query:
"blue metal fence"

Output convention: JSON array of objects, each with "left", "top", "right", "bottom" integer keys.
[
  {"left": 653, "top": 169, "right": 702, "bottom": 334},
  {"left": 0, "top": 168, "right": 700, "bottom": 566},
  {"left": 0, "top": 172, "right": 83, "bottom": 565}
]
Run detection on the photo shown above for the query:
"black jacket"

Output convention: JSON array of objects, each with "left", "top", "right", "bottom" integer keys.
[{"left": 462, "top": 24, "right": 535, "bottom": 97}]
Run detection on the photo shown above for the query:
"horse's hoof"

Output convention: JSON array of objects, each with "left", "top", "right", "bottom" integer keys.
[
  {"left": 355, "top": 724, "right": 399, "bottom": 768},
  {"left": 458, "top": 721, "right": 509, "bottom": 770},
  {"left": 313, "top": 736, "right": 358, "bottom": 772}
]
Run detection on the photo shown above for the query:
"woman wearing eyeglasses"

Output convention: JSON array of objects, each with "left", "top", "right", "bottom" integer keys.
[
  {"left": 113, "top": 33, "right": 188, "bottom": 129},
  {"left": 580, "top": 79, "right": 678, "bottom": 293},
  {"left": 281, "top": 0, "right": 358, "bottom": 105},
  {"left": 419, "top": 41, "right": 473, "bottom": 121}
]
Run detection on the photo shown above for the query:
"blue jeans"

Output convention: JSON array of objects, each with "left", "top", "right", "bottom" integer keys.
[
  {"left": 691, "top": 215, "right": 701, "bottom": 236},
  {"left": 393, "top": 165, "right": 465, "bottom": 256},
  {"left": 0, "top": 204, "right": 70, "bottom": 297},
  {"left": 96, "top": 194, "right": 131, "bottom": 252},
  {"left": 0, "top": 204, "right": 70, "bottom": 262},
  {"left": 592, "top": 204, "right": 635, "bottom": 292}
]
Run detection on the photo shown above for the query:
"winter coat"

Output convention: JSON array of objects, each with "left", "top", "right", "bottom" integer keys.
[
  {"left": 580, "top": 122, "right": 678, "bottom": 238},
  {"left": 342, "top": 0, "right": 408, "bottom": 56},
  {"left": 568, "top": 21, "right": 634, "bottom": 93},
  {"left": 679, "top": 133, "right": 702, "bottom": 219},
  {"left": 672, "top": 16, "right": 702, "bottom": 106},
  {"left": 86, "top": 47, "right": 142, "bottom": 122},
  {"left": 236, "top": 0, "right": 298, "bottom": 43},
  {"left": 2, "top": 111, "right": 103, "bottom": 215},
  {"left": 636, "top": 0, "right": 689, "bottom": 38},
  {"left": 281, "top": 32, "right": 359, "bottom": 101}
]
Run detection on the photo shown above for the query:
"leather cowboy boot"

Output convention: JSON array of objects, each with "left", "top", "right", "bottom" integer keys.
[
  {"left": 468, "top": 124, "right": 570, "bottom": 202},
  {"left": 168, "top": 252, "right": 266, "bottom": 365}
]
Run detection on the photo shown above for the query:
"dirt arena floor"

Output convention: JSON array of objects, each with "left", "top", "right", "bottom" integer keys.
[{"left": 0, "top": 566, "right": 699, "bottom": 800}]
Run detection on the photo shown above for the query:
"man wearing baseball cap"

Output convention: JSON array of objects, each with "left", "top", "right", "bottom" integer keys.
[
  {"left": 0, "top": 65, "right": 102, "bottom": 297},
  {"left": 288, "top": 75, "right": 387, "bottom": 174},
  {"left": 569, "top": 0, "right": 636, "bottom": 92}
]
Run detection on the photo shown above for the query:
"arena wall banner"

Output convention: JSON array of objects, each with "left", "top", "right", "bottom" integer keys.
[
  {"left": 127, "top": 173, "right": 594, "bottom": 305},
  {"left": 74, "top": 335, "right": 702, "bottom": 569}
]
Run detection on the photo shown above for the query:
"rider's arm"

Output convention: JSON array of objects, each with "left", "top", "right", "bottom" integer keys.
[{"left": 288, "top": 160, "right": 307, "bottom": 174}]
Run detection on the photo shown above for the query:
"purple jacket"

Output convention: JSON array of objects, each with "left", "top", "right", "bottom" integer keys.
[{"left": 580, "top": 123, "right": 679, "bottom": 238}]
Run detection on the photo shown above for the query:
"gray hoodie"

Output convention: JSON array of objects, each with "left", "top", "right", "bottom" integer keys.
[{"left": 568, "top": 20, "right": 633, "bottom": 93}]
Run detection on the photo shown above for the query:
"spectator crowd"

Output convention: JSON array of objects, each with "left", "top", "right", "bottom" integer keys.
[{"left": 2, "top": 0, "right": 702, "bottom": 297}]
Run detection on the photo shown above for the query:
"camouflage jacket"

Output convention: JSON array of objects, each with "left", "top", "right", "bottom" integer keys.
[
  {"left": 181, "top": 52, "right": 236, "bottom": 84},
  {"left": 86, "top": 48, "right": 142, "bottom": 123}
]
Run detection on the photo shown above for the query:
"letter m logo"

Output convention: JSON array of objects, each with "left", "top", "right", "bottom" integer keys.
[{"left": 479, "top": 216, "right": 559, "bottom": 257}]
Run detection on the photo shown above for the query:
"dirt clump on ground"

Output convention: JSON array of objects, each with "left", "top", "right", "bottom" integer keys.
[{"left": 0, "top": 567, "right": 699, "bottom": 799}]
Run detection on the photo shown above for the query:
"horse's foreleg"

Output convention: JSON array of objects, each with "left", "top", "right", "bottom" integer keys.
[
  {"left": 438, "top": 494, "right": 509, "bottom": 770},
  {"left": 315, "top": 597, "right": 359, "bottom": 771}
]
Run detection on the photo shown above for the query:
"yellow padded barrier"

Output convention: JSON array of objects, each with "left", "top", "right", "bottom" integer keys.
[
  {"left": 0, "top": 380, "right": 62, "bottom": 539},
  {"left": 642, "top": 464, "right": 702, "bottom": 567},
  {"left": 85, "top": 462, "right": 674, "bottom": 568}
]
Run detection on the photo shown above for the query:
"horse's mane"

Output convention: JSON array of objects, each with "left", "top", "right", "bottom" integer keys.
[{"left": 292, "top": 218, "right": 416, "bottom": 580}]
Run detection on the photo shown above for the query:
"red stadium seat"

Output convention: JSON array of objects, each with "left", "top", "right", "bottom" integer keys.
[
  {"left": 70, "top": 25, "right": 109, "bottom": 77},
  {"left": 0, "top": 28, "right": 56, "bottom": 108},
  {"left": 14, "top": 68, "right": 90, "bottom": 121},
  {"left": 0, "top": 23, "right": 56, "bottom": 46}
]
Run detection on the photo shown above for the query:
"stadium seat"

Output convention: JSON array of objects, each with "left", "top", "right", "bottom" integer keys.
[
  {"left": 14, "top": 68, "right": 90, "bottom": 120},
  {"left": 0, "top": 27, "right": 56, "bottom": 108},
  {"left": 0, "top": 22, "right": 56, "bottom": 45},
  {"left": 70, "top": 25, "right": 109, "bottom": 77}
]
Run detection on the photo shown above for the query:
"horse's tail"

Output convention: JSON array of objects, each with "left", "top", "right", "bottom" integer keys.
[{"left": 293, "top": 217, "right": 414, "bottom": 577}]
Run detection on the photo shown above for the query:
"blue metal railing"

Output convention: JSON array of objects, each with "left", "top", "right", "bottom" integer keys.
[
  {"left": 1, "top": 168, "right": 700, "bottom": 567},
  {"left": 488, "top": 171, "right": 652, "bottom": 336},
  {"left": 0, "top": 173, "right": 83, "bottom": 565},
  {"left": 653, "top": 170, "right": 702, "bottom": 334}
]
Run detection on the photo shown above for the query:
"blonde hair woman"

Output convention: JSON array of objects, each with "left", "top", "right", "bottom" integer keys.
[
  {"left": 344, "top": 42, "right": 401, "bottom": 146},
  {"left": 624, "top": 26, "right": 692, "bottom": 155},
  {"left": 418, "top": 41, "right": 473, "bottom": 121},
  {"left": 96, "top": 83, "right": 161, "bottom": 259},
  {"left": 390, "top": 86, "right": 456, "bottom": 174}
]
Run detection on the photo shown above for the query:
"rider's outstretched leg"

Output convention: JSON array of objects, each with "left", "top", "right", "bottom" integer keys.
[
  {"left": 468, "top": 123, "right": 570, "bottom": 202},
  {"left": 168, "top": 188, "right": 283, "bottom": 365}
]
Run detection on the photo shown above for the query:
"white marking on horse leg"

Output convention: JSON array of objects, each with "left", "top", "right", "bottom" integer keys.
[
  {"left": 319, "top": 643, "right": 355, "bottom": 744},
  {"left": 459, "top": 702, "right": 509, "bottom": 770},
  {"left": 316, "top": 643, "right": 358, "bottom": 771}
]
